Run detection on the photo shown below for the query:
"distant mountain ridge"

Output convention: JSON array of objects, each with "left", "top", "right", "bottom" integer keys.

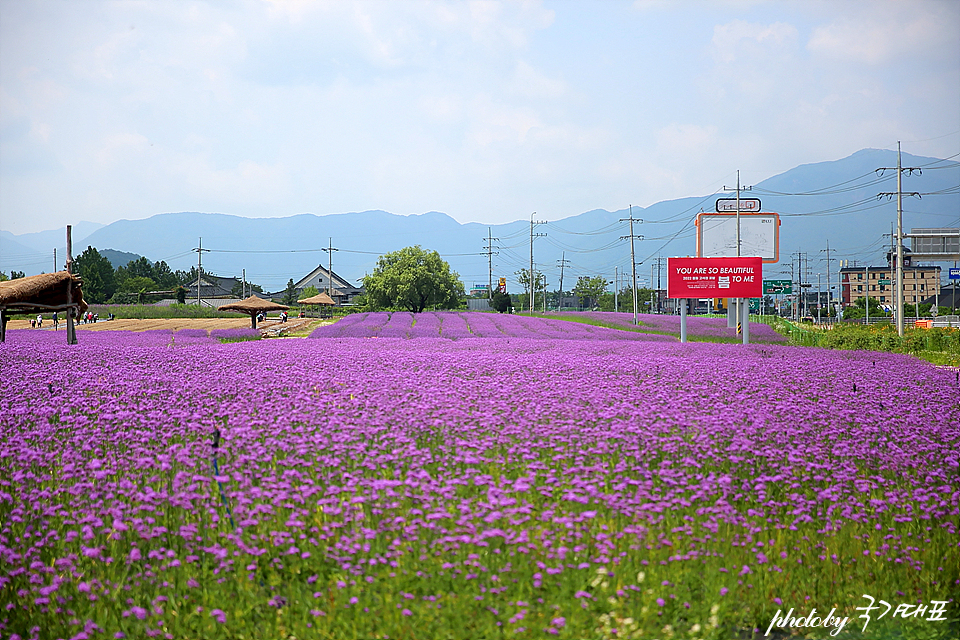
[
  {"left": 101, "top": 249, "right": 144, "bottom": 269},
  {"left": 2, "top": 149, "right": 956, "bottom": 291}
]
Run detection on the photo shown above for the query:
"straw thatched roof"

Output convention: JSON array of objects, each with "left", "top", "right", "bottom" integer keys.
[
  {"left": 218, "top": 295, "right": 289, "bottom": 314},
  {"left": 0, "top": 271, "right": 88, "bottom": 314},
  {"left": 297, "top": 292, "right": 335, "bottom": 305}
]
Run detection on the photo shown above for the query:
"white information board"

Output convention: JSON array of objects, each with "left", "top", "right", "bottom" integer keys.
[{"left": 696, "top": 212, "right": 780, "bottom": 263}]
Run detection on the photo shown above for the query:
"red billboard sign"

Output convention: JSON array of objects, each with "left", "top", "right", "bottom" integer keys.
[{"left": 667, "top": 256, "right": 763, "bottom": 299}]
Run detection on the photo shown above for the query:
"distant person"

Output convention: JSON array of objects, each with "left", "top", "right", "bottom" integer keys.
[
  {"left": 36, "top": 314, "right": 42, "bottom": 328},
  {"left": 53, "top": 312, "right": 59, "bottom": 330}
]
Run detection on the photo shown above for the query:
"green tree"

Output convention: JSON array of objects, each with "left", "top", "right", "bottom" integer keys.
[
  {"left": 282, "top": 278, "right": 298, "bottom": 306},
  {"left": 152, "top": 260, "right": 176, "bottom": 289},
  {"left": 230, "top": 280, "right": 263, "bottom": 297},
  {"left": 74, "top": 246, "right": 117, "bottom": 303},
  {"left": 118, "top": 276, "right": 157, "bottom": 294},
  {"left": 174, "top": 267, "right": 198, "bottom": 287},
  {"left": 363, "top": 246, "right": 465, "bottom": 313},
  {"left": 491, "top": 290, "right": 512, "bottom": 313},
  {"left": 174, "top": 286, "right": 188, "bottom": 304},
  {"left": 514, "top": 268, "right": 547, "bottom": 312},
  {"left": 600, "top": 287, "right": 656, "bottom": 313},
  {"left": 126, "top": 256, "right": 155, "bottom": 280},
  {"left": 573, "top": 276, "right": 609, "bottom": 309},
  {"left": 11, "top": 270, "right": 25, "bottom": 279},
  {"left": 300, "top": 285, "right": 320, "bottom": 300}
]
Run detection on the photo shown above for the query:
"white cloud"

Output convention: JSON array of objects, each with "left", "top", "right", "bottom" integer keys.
[
  {"left": 96, "top": 132, "right": 150, "bottom": 166},
  {"left": 711, "top": 19, "right": 799, "bottom": 64},
  {"left": 808, "top": 2, "right": 958, "bottom": 65},
  {"left": 0, "top": 0, "right": 957, "bottom": 236},
  {"left": 510, "top": 59, "right": 566, "bottom": 98}
]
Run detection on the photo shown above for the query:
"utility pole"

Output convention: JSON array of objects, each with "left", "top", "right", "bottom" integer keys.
[
  {"left": 878, "top": 142, "right": 922, "bottom": 337},
  {"left": 194, "top": 238, "right": 209, "bottom": 307},
  {"left": 54, "top": 248, "right": 57, "bottom": 273},
  {"left": 651, "top": 255, "right": 667, "bottom": 314},
  {"left": 619, "top": 205, "right": 643, "bottom": 325},
  {"left": 723, "top": 171, "right": 753, "bottom": 330},
  {"left": 613, "top": 267, "right": 620, "bottom": 313},
  {"left": 483, "top": 228, "right": 499, "bottom": 301},
  {"left": 529, "top": 213, "right": 546, "bottom": 313},
  {"left": 557, "top": 253, "right": 570, "bottom": 312},
  {"left": 816, "top": 273, "right": 822, "bottom": 324},
  {"left": 791, "top": 251, "right": 804, "bottom": 320},
  {"left": 322, "top": 238, "right": 340, "bottom": 299},
  {"left": 865, "top": 264, "right": 870, "bottom": 325},
  {"left": 820, "top": 240, "right": 833, "bottom": 313},
  {"left": 242, "top": 268, "right": 246, "bottom": 299}
]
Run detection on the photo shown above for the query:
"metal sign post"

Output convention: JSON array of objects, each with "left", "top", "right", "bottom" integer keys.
[{"left": 668, "top": 256, "right": 763, "bottom": 344}]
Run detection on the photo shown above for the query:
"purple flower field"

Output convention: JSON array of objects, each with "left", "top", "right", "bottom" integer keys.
[
  {"left": 1, "top": 319, "right": 957, "bottom": 639},
  {"left": 569, "top": 312, "right": 789, "bottom": 344},
  {"left": 309, "top": 311, "right": 677, "bottom": 342}
]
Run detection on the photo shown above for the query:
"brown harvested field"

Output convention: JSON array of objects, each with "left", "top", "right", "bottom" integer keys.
[
  {"left": 7, "top": 317, "right": 249, "bottom": 333},
  {"left": 6, "top": 316, "right": 331, "bottom": 335}
]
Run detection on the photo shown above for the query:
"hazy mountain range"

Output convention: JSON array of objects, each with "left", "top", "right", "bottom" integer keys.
[{"left": 2, "top": 149, "right": 957, "bottom": 293}]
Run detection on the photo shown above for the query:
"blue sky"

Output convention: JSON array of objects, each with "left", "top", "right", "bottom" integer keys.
[{"left": 2, "top": 0, "right": 958, "bottom": 236}]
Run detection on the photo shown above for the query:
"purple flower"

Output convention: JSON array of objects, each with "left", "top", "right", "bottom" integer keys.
[{"left": 211, "top": 609, "right": 226, "bottom": 623}]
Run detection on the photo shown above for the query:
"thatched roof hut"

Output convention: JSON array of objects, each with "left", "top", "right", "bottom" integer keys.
[
  {"left": 297, "top": 292, "right": 335, "bottom": 305},
  {"left": 218, "top": 295, "right": 289, "bottom": 329},
  {"left": 0, "top": 271, "right": 87, "bottom": 342}
]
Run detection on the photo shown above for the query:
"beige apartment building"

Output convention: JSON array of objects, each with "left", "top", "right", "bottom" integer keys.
[{"left": 840, "top": 265, "right": 941, "bottom": 308}]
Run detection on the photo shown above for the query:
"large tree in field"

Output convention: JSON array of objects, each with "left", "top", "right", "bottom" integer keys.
[
  {"left": 572, "top": 275, "right": 609, "bottom": 309},
  {"left": 363, "top": 246, "right": 465, "bottom": 313},
  {"left": 73, "top": 246, "right": 117, "bottom": 303}
]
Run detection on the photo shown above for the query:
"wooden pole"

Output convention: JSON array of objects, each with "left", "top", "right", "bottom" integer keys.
[{"left": 66, "top": 225, "right": 77, "bottom": 345}]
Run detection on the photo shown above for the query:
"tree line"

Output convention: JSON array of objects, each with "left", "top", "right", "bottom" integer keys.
[{"left": 67, "top": 246, "right": 257, "bottom": 304}]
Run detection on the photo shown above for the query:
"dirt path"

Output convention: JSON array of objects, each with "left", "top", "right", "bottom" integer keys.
[
  {"left": 7, "top": 317, "right": 249, "bottom": 333},
  {"left": 7, "top": 316, "right": 331, "bottom": 336}
]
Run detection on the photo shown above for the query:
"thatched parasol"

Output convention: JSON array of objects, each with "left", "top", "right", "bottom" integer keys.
[
  {"left": 0, "top": 271, "right": 88, "bottom": 342},
  {"left": 218, "top": 295, "right": 289, "bottom": 329},
  {"left": 296, "top": 292, "right": 335, "bottom": 305}
]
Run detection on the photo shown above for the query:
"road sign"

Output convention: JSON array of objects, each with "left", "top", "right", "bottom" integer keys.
[
  {"left": 950, "top": 268, "right": 960, "bottom": 280},
  {"left": 763, "top": 279, "right": 792, "bottom": 294},
  {"left": 909, "top": 228, "right": 960, "bottom": 261},
  {"left": 667, "top": 256, "right": 763, "bottom": 299},
  {"left": 716, "top": 198, "right": 762, "bottom": 213},
  {"left": 498, "top": 277, "right": 507, "bottom": 293},
  {"left": 879, "top": 279, "right": 891, "bottom": 285}
]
